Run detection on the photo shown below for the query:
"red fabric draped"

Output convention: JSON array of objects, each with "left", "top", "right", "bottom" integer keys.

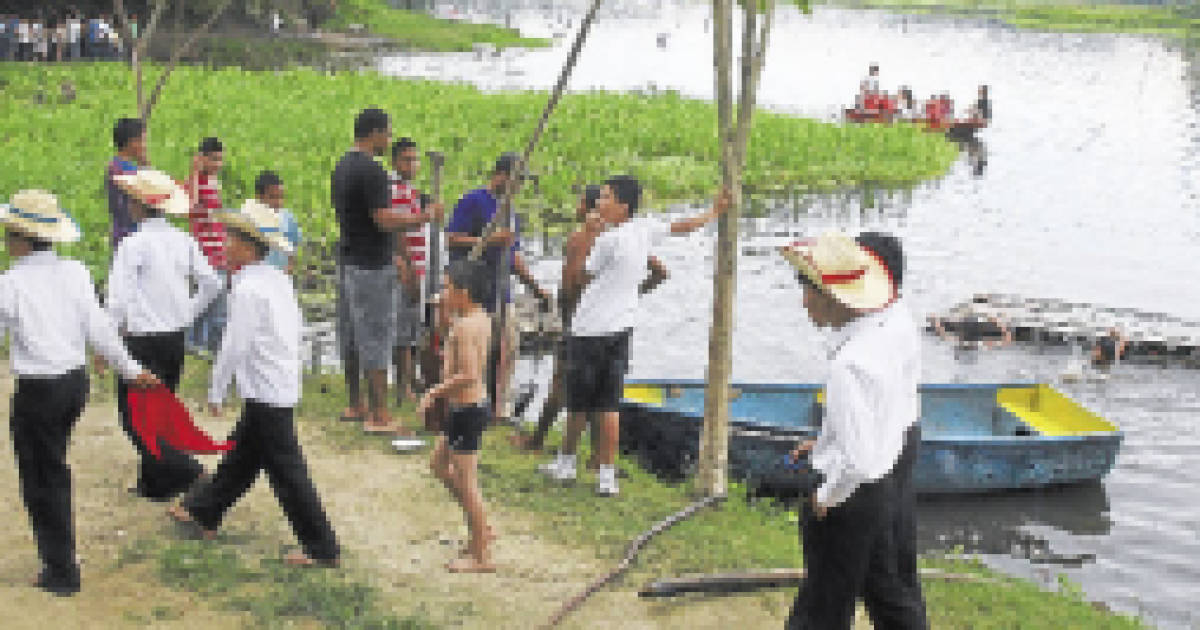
[{"left": 128, "top": 386, "right": 235, "bottom": 458}]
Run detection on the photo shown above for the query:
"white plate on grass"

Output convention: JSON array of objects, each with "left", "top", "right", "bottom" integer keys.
[{"left": 391, "top": 437, "right": 428, "bottom": 453}]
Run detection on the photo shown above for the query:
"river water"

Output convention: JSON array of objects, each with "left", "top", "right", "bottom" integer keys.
[{"left": 366, "top": 2, "right": 1200, "bottom": 627}]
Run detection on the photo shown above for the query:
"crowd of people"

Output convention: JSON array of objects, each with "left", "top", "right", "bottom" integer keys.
[
  {"left": 0, "top": 104, "right": 931, "bottom": 629},
  {"left": 0, "top": 10, "right": 137, "bottom": 63},
  {"left": 856, "top": 63, "right": 992, "bottom": 126}
]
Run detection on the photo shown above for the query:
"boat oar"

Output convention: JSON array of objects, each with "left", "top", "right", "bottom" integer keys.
[{"left": 639, "top": 567, "right": 994, "bottom": 598}]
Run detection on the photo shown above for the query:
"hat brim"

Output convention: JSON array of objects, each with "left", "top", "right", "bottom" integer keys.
[
  {"left": 0, "top": 204, "right": 81, "bottom": 243},
  {"left": 779, "top": 242, "right": 894, "bottom": 312},
  {"left": 217, "top": 210, "right": 293, "bottom": 255},
  {"left": 113, "top": 174, "right": 191, "bottom": 216}
]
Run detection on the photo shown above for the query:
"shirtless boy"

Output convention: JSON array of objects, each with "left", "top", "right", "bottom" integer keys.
[{"left": 420, "top": 259, "right": 496, "bottom": 573}]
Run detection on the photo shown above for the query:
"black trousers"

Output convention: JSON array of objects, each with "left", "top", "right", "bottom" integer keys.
[
  {"left": 787, "top": 424, "right": 927, "bottom": 630},
  {"left": 116, "top": 331, "right": 204, "bottom": 500},
  {"left": 10, "top": 369, "right": 89, "bottom": 587},
  {"left": 183, "top": 401, "right": 339, "bottom": 561}
]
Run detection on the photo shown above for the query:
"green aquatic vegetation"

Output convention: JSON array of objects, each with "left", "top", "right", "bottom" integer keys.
[
  {"left": 828, "top": 0, "right": 1200, "bottom": 40},
  {"left": 325, "top": 0, "right": 551, "bottom": 51},
  {"left": 0, "top": 63, "right": 957, "bottom": 282}
]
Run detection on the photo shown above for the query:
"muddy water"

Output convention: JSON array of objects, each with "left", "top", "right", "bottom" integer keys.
[{"left": 313, "top": 2, "right": 1200, "bottom": 626}]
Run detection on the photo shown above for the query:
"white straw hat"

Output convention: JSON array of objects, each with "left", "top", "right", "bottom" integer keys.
[
  {"left": 112, "top": 169, "right": 191, "bottom": 215},
  {"left": 218, "top": 199, "right": 292, "bottom": 254},
  {"left": 0, "top": 190, "right": 81, "bottom": 243},
  {"left": 778, "top": 231, "right": 896, "bottom": 312}
]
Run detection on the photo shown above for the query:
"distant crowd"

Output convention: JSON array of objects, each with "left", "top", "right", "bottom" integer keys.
[{"left": 0, "top": 10, "right": 141, "bottom": 63}]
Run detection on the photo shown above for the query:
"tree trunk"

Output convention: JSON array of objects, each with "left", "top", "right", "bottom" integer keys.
[{"left": 697, "top": 0, "right": 736, "bottom": 499}]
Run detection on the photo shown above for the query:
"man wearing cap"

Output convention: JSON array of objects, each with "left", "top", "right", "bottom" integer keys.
[
  {"left": 779, "top": 231, "right": 927, "bottom": 630},
  {"left": 539, "top": 176, "right": 727, "bottom": 497},
  {"left": 0, "top": 190, "right": 159, "bottom": 596},
  {"left": 109, "top": 169, "right": 223, "bottom": 501},
  {"left": 445, "top": 153, "right": 550, "bottom": 421},
  {"left": 169, "top": 199, "right": 340, "bottom": 568}
]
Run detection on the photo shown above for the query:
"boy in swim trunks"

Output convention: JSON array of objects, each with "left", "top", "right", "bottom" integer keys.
[{"left": 419, "top": 259, "right": 495, "bottom": 573}]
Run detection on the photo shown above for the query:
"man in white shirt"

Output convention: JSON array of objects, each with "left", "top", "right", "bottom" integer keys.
[
  {"left": 859, "top": 63, "right": 880, "bottom": 110},
  {"left": 0, "top": 190, "right": 158, "bottom": 596},
  {"left": 66, "top": 13, "right": 81, "bottom": 61},
  {"left": 539, "top": 176, "right": 727, "bottom": 496},
  {"left": 779, "top": 231, "right": 927, "bottom": 630},
  {"left": 110, "top": 169, "right": 222, "bottom": 501},
  {"left": 169, "top": 200, "right": 339, "bottom": 568}
]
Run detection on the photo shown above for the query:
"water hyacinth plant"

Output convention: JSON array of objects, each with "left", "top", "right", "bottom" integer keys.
[{"left": 0, "top": 63, "right": 957, "bottom": 282}]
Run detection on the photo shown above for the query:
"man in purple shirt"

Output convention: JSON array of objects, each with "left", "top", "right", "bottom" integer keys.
[
  {"left": 445, "top": 153, "right": 549, "bottom": 420},
  {"left": 107, "top": 118, "right": 146, "bottom": 248}
]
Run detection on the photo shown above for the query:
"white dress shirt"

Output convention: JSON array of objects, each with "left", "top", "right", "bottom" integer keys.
[
  {"left": 811, "top": 300, "right": 921, "bottom": 509},
  {"left": 209, "top": 262, "right": 301, "bottom": 407},
  {"left": 0, "top": 250, "right": 143, "bottom": 381},
  {"left": 570, "top": 217, "right": 668, "bottom": 337},
  {"left": 106, "top": 217, "right": 222, "bottom": 335}
]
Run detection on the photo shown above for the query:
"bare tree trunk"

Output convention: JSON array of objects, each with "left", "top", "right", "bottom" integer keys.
[
  {"left": 140, "top": 0, "right": 235, "bottom": 123},
  {"left": 697, "top": 0, "right": 736, "bottom": 499},
  {"left": 697, "top": 0, "right": 776, "bottom": 499}
]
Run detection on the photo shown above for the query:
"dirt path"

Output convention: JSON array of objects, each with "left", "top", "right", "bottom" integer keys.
[{"left": 0, "top": 365, "right": 869, "bottom": 628}]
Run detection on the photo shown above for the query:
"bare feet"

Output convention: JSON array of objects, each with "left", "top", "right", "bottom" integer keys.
[
  {"left": 446, "top": 556, "right": 495, "bottom": 573},
  {"left": 283, "top": 551, "right": 339, "bottom": 568},
  {"left": 167, "top": 505, "right": 216, "bottom": 540}
]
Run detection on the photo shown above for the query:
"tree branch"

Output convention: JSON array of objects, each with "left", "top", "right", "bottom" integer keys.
[
  {"left": 142, "top": 0, "right": 234, "bottom": 122},
  {"left": 137, "top": 0, "right": 168, "bottom": 61},
  {"left": 732, "top": 0, "right": 775, "bottom": 173}
]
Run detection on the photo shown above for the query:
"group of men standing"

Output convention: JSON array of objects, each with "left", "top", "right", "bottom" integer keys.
[{"left": 0, "top": 11, "right": 129, "bottom": 63}]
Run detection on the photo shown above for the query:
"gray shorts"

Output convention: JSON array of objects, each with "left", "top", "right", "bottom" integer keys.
[
  {"left": 395, "top": 282, "right": 421, "bottom": 348},
  {"left": 337, "top": 263, "right": 397, "bottom": 370}
]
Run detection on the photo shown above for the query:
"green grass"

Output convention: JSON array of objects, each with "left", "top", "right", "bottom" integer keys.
[
  {"left": 828, "top": 0, "right": 1200, "bottom": 40},
  {"left": 134, "top": 363, "right": 1149, "bottom": 628},
  {"left": 325, "top": 0, "right": 551, "bottom": 51},
  {"left": 0, "top": 63, "right": 958, "bottom": 285}
]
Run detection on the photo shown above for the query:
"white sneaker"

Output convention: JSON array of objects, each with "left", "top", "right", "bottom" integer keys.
[
  {"left": 538, "top": 454, "right": 576, "bottom": 481},
  {"left": 596, "top": 465, "right": 619, "bottom": 497}
]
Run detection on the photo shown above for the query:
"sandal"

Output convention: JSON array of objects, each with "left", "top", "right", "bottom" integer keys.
[
  {"left": 284, "top": 551, "right": 339, "bottom": 568},
  {"left": 167, "top": 505, "right": 217, "bottom": 540},
  {"left": 446, "top": 557, "right": 496, "bottom": 574}
]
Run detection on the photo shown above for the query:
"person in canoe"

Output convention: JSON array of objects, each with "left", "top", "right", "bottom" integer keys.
[
  {"left": 967, "top": 84, "right": 991, "bottom": 124},
  {"left": 896, "top": 87, "right": 920, "bottom": 121},
  {"left": 857, "top": 63, "right": 881, "bottom": 111},
  {"left": 779, "top": 231, "right": 928, "bottom": 630},
  {"left": 929, "top": 310, "right": 1012, "bottom": 351},
  {"left": 1091, "top": 327, "right": 1127, "bottom": 369}
]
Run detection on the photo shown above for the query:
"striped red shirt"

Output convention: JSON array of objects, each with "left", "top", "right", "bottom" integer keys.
[
  {"left": 189, "top": 173, "right": 226, "bottom": 272},
  {"left": 390, "top": 172, "right": 427, "bottom": 277}
]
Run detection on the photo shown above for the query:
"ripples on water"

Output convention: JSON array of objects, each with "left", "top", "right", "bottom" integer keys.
[{"left": 323, "top": 1, "right": 1200, "bottom": 626}]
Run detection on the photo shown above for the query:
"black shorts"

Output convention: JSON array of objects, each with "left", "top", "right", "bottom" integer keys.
[
  {"left": 564, "top": 331, "right": 631, "bottom": 413},
  {"left": 447, "top": 404, "right": 489, "bottom": 453}
]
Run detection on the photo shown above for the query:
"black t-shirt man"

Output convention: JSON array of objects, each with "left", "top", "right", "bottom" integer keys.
[{"left": 332, "top": 149, "right": 392, "bottom": 268}]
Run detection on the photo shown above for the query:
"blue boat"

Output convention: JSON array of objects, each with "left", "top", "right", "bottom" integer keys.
[{"left": 618, "top": 381, "right": 1123, "bottom": 494}]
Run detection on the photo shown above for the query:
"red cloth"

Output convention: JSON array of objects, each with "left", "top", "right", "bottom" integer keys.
[
  {"left": 189, "top": 173, "right": 228, "bottom": 272},
  {"left": 128, "top": 386, "right": 235, "bottom": 458}
]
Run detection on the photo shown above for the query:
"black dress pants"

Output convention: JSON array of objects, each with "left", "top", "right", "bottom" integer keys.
[
  {"left": 786, "top": 424, "right": 928, "bottom": 630},
  {"left": 10, "top": 369, "right": 88, "bottom": 588},
  {"left": 183, "top": 401, "right": 339, "bottom": 561},
  {"left": 116, "top": 331, "right": 204, "bottom": 500}
]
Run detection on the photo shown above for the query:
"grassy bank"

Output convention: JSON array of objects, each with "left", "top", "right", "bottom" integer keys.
[
  {"left": 325, "top": 0, "right": 550, "bottom": 51},
  {"left": 281, "top": 372, "right": 1146, "bottom": 629},
  {"left": 830, "top": 0, "right": 1200, "bottom": 40},
  {"left": 0, "top": 62, "right": 958, "bottom": 283}
]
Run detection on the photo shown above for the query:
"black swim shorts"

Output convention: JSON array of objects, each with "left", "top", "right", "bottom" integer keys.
[
  {"left": 564, "top": 331, "right": 631, "bottom": 413},
  {"left": 447, "top": 404, "right": 490, "bottom": 453}
]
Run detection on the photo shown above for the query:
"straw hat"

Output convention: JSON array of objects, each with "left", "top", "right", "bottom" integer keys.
[
  {"left": 778, "top": 231, "right": 896, "bottom": 312},
  {"left": 112, "top": 169, "right": 191, "bottom": 215},
  {"left": 218, "top": 199, "right": 292, "bottom": 254},
  {"left": 0, "top": 190, "right": 81, "bottom": 243}
]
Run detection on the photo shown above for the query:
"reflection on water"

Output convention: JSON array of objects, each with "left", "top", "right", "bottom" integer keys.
[{"left": 360, "top": 1, "right": 1200, "bottom": 625}]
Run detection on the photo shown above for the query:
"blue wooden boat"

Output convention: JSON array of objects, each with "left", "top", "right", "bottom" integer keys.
[{"left": 618, "top": 381, "right": 1123, "bottom": 495}]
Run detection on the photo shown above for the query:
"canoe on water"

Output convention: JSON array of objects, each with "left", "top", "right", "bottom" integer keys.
[
  {"left": 618, "top": 381, "right": 1122, "bottom": 495},
  {"left": 843, "top": 108, "right": 988, "bottom": 137}
]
